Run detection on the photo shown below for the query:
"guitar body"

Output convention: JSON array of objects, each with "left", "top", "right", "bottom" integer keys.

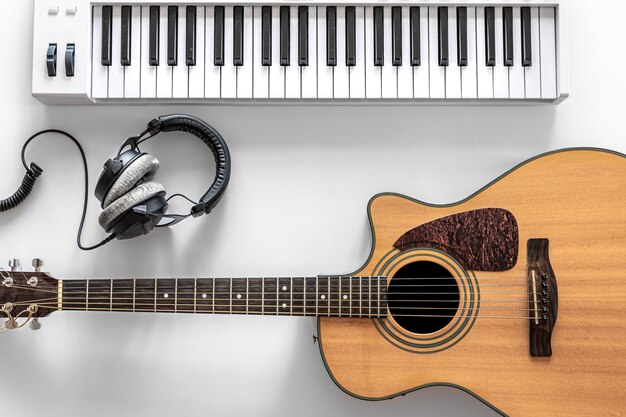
[{"left": 318, "top": 149, "right": 626, "bottom": 417}]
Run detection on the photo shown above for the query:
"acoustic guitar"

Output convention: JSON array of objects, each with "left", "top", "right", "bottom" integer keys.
[{"left": 2, "top": 148, "right": 625, "bottom": 417}]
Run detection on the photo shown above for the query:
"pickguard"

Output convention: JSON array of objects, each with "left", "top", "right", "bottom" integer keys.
[{"left": 393, "top": 208, "right": 519, "bottom": 271}]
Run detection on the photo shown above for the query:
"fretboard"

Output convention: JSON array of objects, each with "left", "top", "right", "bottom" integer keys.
[{"left": 60, "top": 277, "right": 388, "bottom": 318}]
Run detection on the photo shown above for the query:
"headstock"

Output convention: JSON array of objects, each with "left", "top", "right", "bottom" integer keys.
[{"left": 0, "top": 258, "right": 58, "bottom": 332}]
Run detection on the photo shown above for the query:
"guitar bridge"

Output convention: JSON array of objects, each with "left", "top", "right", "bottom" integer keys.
[{"left": 527, "top": 239, "right": 559, "bottom": 357}]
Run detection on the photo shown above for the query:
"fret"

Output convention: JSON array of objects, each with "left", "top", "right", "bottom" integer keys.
[
  {"left": 303, "top": 277, "right": 307, "bottom": 316},
  {"left": 88, "top": 279, "right": 111, "bottom": 311},
  {"left": 176, "top": 278, "right": 196, "bottom": 313},
  {"left": 86, "top": 279, "right": 89, "bottom": 311},
  {"left": 317, "top": 276, "right": 329, "bottom": 316},
  {"left": 193, "top": 278, "right": 197, "bottom": 313},
  {"left": 231, "top": 278, "right": 247, "bottom": 314},
  {"left": 153, "top": 278, "right": 157, "bottom": 312},
  {"left": 230, "top": 278, "right": 233, "bottom": 314},
  {"left": 292, "top": 277, "right": 305, "bottom": 315},
  {"left": 305, "top": 277, "right": 317, "bottom": 316},
  {"left": 315, "top": 276, "right": 319, "bottom": 316},
  {"left": 290, "top": 277, "right": 293, "bottom": 315},
  {"left": 263, "top": 278, "right": 277, "bottom": 315},
  {"left": 350, "top": 277, "right": 360, "bottom": 318},
  {"left": 329, "top": 277, "right": 340, "bottom": 317},
  {"left": 376, "top": 276, "right": 381, "bottom": 317},
  {"left": 246, "top": 279, "right": 249, "bottom": 315},
  {"left": 349, "top": 277, "right": 352, "bottom": 317},
  {"left": 248, "top": 278, "right": 263, "bottom": 314},
  {"left": 156, "top": 279, "right": 176, "bottom": 312},
  {"left": 132, "top": 279, "right": 136, "bottom": 312},
  {"left": 134, "top": 278, "right": 156, "bottom": 312},
  {"left": 196, "top": 278, "right": 214, "bottom": 313},
  {"left": 112, "top": 279, "right": 134, "bottom": 312},
  {"left": 214, "top": 278, "right": 231, "bottom": 314},
  {"left": 278, "top": 277, "right": 291, "bottom": 315},
  {"left": 62, "top": 279, "right": 87, "bottom": 311},
  {"left": 261, "top": 277, "right": 265, "bottom": 315},
  {"left": 360, "top": 277, "right": 369, "bottom": 318},
  {"left": 109, "top": 279, "right": 113, "bottom": 311},
  {"left": 368, "top": 276, "right": 372, "bottom": 317},
  {"left": 174, "top": 279, "right": 178, "bottom": 313},
  {"left": 338, "top": 276, "right": 342, "bottom": 318},
  {"left": 340, "top": 276, "right": 351, "bottom": 317}
]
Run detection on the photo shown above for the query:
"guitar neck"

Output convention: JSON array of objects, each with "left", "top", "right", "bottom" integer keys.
[{"left": 59, "top": 277, "right": 388, "bottom": 318}]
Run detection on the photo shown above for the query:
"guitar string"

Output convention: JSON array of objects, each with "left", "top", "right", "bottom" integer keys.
[{"left": 20, "top": 304, "right": 538, "bottom": 320}]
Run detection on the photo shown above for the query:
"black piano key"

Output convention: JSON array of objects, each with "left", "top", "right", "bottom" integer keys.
[
  {"left": 167, "top": 6, "right": 178, "bottom": 66},
  {"left": 234, "top": 6, "right": 244, "bottom": 66},
  {"left": 101, "top": 6, "right": 112, "bottom": 66},
  {"left": 149, "top": 6, "right": 160, "bottom": 66},
  {"left": 521, "top": 7, "right": 532, "bottom": 66},
  {"left": 326, "top": 7, "right": 337, "bottom": 66},
  {"left": 485, "top": 7, "right": 496, "bottom": 66},
  {"left": 280, "top": 6, "right": 290, "bottom": 66},
  {"left": 346, "top": 6, "right": 356, "bottom": 66},
  {"left": 391, "top": 6, "right": 402, "bottom": 66},
  {"left": 298, "top": 6, "right": 308, "bottom": 66},
  {"left": 410, "top": 7, "right": 420, "bottom": 66},
  {"left": 373, "top": 6, "right": 384, "bottom": 66},
  {"left": 186, "top": 6, "right": 196, "bottom": 66},
  {"left": 214, "top": 6, "right": 225, "bottom": 66},
  {"left": 457, "top": 7, "right": 468, "bottom": 66},
  {"left": 262, "top": 6, "right": 271, "bottom": 66},
  {"left": 503, "top": 7, "right": 513, "bottom": 66},
  {"left": 121, "top": 6, "right": 132, "bottom": 66},
  {"left": 438, "top": 7, "right": 448, "bottom": 67}
]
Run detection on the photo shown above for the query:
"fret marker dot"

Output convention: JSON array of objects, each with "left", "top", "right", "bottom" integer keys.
[
  {"left": 282, "top": 303, "right": 287, "bottom": 308},
  {"left": 164, "top": 293, "right": 169, "bottom": 298},
  {"left": 237, "top": 294, "right": 242, "bottom": 299},
  {"left": 202, "top": 293, "right": 207, "bottom": 299},
  {"left": 321, "top": 295, "right": 326, "bottom": 300},
  {"left": 343, "top": 295, "right": 348, "bottom": 300},
  {"left": 282, "top": 286, "right": 287, "bottom": 291}
]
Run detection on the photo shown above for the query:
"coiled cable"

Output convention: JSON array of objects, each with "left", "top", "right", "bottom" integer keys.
[{"left": 1, "top": 129, "right": 115, "bottom": 250}]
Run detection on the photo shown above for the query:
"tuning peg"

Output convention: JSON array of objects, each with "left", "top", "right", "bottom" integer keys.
[
  {"left": 29, "top": 318, "right": 41, "bottom": 331},
  {"left": 32, "top": 258, "right": 44, "bottom": 272},
  {"left": 8, "top": 259, "right": 21, "bottom": 272}
]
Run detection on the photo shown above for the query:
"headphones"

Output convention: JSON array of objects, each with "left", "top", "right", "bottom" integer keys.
[{"left": 94, "top": 114, "right": 231, "bottom": 241}]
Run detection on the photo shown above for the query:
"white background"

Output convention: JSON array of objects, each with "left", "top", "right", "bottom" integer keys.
[{"left": 1, "top": 1, "right": 625, "bottom": 416}]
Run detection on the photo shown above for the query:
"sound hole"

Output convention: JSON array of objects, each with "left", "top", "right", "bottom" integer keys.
[{"left": 388, "top": 261, "right": 460, "bottom": 334}]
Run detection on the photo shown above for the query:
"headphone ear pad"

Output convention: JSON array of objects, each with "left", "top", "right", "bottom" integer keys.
[
  {"left": 103, "top": 154, "right": 160, "bottom": 208},
  {"left": 99, "top": 181, "right": 166, "bottom": 234}
]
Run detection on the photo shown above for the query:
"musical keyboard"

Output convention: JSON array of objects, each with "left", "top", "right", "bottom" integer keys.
[{"left": 32, "top": 0, "right": 569, "bottom": 104}]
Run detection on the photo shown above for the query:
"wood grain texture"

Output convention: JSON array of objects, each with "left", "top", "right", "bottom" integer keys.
[{"left": 318, "top": 149, "right": 626, "bottom": 417}]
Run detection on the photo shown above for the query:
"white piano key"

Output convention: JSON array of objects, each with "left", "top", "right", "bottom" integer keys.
[
  {"left": 428, "top": 7, "right": 445, "bottom": 99},
  {"left": 109, "top": 6, "right": 125, "bottom": 98},
  {"left": 397, "top": 6, "right": 412, "bottom": 99},
  {"left": 493, "top": 7, "right": 508, "bottom": 98},
  {"left": 236, "top": 6, "right": 253, "bottom": 98},
  {"left": 381, "top": 6, "right": 395, "bottom": 99},
  {"left": 205, "top": 6, "right": 221, "bottom": 98},
  {"left": 124, "top": 6, "right": 141, "bottom": 98},
  {"left": 269, "top": 6, "right": 284, "bottom": 98},
  {"left": 285, "top": 6, "right": 300, "bottom": 98},
  {"left": 476, "top": 7, "right": 493, "bottom": 99},
  {"left": 317, "top": 7, "right": 333, "bottom": 99},
  {"left": 140, "top": 6, "right": 157, "bottom": 98},
  {"left": 446, "top": 7, "right": 461, "bottom": 99},
  {"left": 253, "top": 6, "right": 269, "bottom": 99},
  {"left": 157, "top": 6, "right": 172, "bottom": 98},
  {"left": 222, "top": 6, "right": 237, "bottom": 99},
  {"left": 540, "top": 7, "right": 557, "bottom": 99},
  {"left": 301, "top": 6, "right": 317, "bottom": 99},
  {"left": 189, "top": 6, "right": 206, "bottom": 98},
  {"left": 461, "top": 6, "right": 477, "bottom": 99},
  {"left": 335, "top": 7, "right": 350, "bottom": 99},
  {"left": 525, "top": 7, "right": 541, "bottom": 99},
  {"left": 365, "top": 6, "right": 381, "bottom": 99},
  {"left": 349, "top": 6, "right": 365, "bottom": 99},
  {"left": 413, "top": 6, "right": 429, "bottom": 99},
  {"left": 509, "top": 7, "right": 525, "bottom": 99},
  {"left": 173, "top": 6, "right": 188, "bottom": 98},
  {"left": 92, "top": 6, "right": 108, "bottom": 99}
]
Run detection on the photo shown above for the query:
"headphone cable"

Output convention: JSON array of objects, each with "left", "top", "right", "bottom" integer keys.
[{"left": 0, "top": 129, "right": 116, "bottom": 250}]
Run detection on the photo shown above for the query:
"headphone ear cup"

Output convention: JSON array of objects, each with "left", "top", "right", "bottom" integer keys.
[
  {"left": 99, "top": 181, "right": 167, "bottom": 237},
  {"left": 102, "top": 154, "right": 160, "bottom": 208},
  {"left": 108, "top": 194, "right": 169, "bottom": 240}
]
